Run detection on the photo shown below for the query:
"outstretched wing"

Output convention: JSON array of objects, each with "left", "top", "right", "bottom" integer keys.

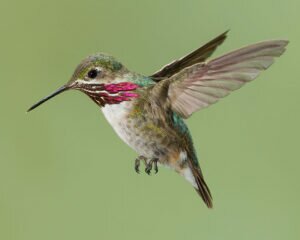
[
  {"left": 150, "top": 31, "right": 229, "bottom": 81},
  {"left": 167, "top": 40, "right": 288, "bottom": 118}
]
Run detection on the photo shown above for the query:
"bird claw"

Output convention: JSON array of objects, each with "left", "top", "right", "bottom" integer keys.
[
  {"left": 145, "top": 158, "right": 159, "bottom": 175},
  {"left": 134, "top": 158, "right": 140, "bottom": 174},
  {"left": 145, "top": 164, "right": 152, "bottom": 175},
  {"left": 134, "top": 156, "right": 147, "bottom": 174},
  {"left": 134, "top": 157, "right": 159, "bottom": 175},
  {"left": 153, "top": 160, "right": 158, "bottom": 174}
]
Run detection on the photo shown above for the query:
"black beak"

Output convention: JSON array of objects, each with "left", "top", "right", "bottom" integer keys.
[{"left": 27, "top": 85, "right": 69, "bottom": 112}]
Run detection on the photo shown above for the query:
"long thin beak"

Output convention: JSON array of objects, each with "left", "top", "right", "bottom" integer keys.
[{"left": 27, "top": 85, "right": 69, "bottom": 112}]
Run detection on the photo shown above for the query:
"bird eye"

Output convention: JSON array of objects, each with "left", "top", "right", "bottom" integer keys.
[{"left": 87, "top": 69, "right": 99, "bottom": 79}]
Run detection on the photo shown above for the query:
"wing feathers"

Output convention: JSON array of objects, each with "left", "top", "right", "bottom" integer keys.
[
  {"left": 167, "top": 40, "right": 288, "bottom": 118},
  {"left": 210, "top": 40, "right": 287, "bottom": 66},
  {"left": 150, "top": 31, "right": 229, "bottom": 80}
]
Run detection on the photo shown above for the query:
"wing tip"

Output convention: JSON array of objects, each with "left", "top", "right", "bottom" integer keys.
[
  {"left": 263, "top": 39, "right": 289, "bottom": 49},
  {"left": 212, "top": 29, "right": 230, "bottom": 45},
  {"left": 150, "top": 30, "right": 231, "bottom": 80},
  {"left": 223, "top": 29, "right": 230, "bottom": 36}
]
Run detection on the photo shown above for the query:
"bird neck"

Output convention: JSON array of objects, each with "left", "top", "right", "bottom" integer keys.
[
  {"left": 82, "top": 81, "right": 140, "bottom": 107},
  {"left": 80, "top": 72, "right": 155, "bottom": 107}
]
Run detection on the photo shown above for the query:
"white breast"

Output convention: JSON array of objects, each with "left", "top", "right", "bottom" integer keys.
[{"left": 101, "top": 102, "right": 134, "bottom": 147}]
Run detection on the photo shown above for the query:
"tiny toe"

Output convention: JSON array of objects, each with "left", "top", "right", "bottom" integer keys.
[
  {"left": 134, "top": 159, "right": 140, "bottom": 174},
  {"left": 145, "top": 165, "right": 152, "bottom": 175},
  {"left": 153, "top": 159, "right": 159, "bottom": 174},
  {"left": 154, "top": 165, "right": 158, "bottom": 174}
]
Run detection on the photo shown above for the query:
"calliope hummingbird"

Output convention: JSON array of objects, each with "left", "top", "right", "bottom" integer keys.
[{"left": 28, "top": 31, "right": 288, "bottom": 208}]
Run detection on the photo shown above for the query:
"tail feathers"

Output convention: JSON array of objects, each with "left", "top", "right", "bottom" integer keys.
[{"left": 187, "top": 161, "right": 213, "bottom": 208}]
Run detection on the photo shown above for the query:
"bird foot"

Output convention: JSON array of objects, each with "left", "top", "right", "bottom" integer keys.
[
  {"left": 134, "top": 156, "right": 147, "bottom": 174},
  {"left": 145, "top": 158, "right": 159, "bottom": 175},
  {"left": 134, "top": 156, "right": 159, "bottom": 175}
]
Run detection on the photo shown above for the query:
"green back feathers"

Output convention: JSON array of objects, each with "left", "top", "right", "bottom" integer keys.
[
  {"left": 131, "top": 75, "right": 155, "bottom": 87},
  {"left": 172, "top": 112, "right": 189, "bottom": 134},
  {"left": 172, "top": 112, "right": 199, "bottom": 166}
]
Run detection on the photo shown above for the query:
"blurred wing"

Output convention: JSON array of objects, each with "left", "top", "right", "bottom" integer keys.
[
  {"left": 150, "top": 31, "right": 229, "bottom": 81},
  {"left": 168, "top": 40, "right": 288, "bottom": 118}
]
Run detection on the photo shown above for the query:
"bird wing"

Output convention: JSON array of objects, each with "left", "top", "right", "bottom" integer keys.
[
  {"left": 150, "top": 31, "right": 228, "bottom": 81},
  {"left": 166, "top": 40, "right": 288, "bottom": 118}
]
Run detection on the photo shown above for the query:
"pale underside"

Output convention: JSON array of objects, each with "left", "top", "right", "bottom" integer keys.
[{"left": 101, "top": 101, "right": 197, "bottom": 187}]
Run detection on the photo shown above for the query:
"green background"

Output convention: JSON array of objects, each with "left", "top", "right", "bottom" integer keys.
[{"left": 0, "top": 0, "right": 299, "bottom": 239}]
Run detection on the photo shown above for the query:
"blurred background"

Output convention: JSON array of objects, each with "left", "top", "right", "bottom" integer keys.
[{"left": 0, "top": 0, "right": 299, "bottom": 239}]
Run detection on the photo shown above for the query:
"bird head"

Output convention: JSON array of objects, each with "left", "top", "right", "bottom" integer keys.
[{"left": 28, "top": 53, "right": 140, "bottom": 111}]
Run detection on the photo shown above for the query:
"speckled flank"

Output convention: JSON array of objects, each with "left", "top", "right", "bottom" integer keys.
[
  {"left": 101, "top": 90, "right": 196, "bottom": 172},
  {"left": 102, "top": 101, "right": 169, "bottom": 161}
]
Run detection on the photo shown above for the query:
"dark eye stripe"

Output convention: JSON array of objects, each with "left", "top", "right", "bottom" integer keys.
[{"left": 88, "top": 69, "right": 99, "bottom": 79}]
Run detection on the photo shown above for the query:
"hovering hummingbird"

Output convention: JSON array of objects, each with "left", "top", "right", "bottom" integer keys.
[{"left": 28, "top": 31, "right": 288, "bottom": 208}]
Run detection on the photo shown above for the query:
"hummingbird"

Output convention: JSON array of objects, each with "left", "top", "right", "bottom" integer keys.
[{"left": 28, "top": 31, "right": 288, "bottom": 208}]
